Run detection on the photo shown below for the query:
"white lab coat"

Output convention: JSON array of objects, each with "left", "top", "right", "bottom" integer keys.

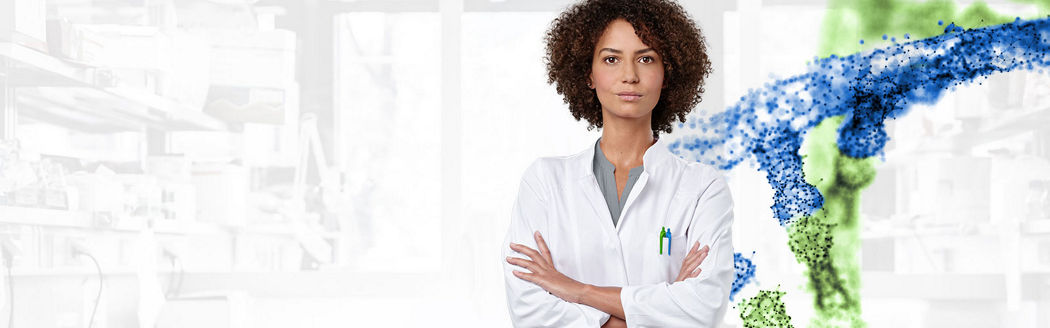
[{"left": 502, "top": 137, "right": 734, "bottom": 328}]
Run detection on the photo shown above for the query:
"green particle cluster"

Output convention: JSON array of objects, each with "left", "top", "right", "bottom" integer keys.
[
  {"left": 792, "top": 116, "right": 872, "bottom": 328},
  {"left": 739, "top": 289, "right": 794, "bottom": 328}
]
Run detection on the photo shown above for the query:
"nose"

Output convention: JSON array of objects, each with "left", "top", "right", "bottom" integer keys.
[{"left": 620, "top": 62, "right": 639, "bottom": 84}]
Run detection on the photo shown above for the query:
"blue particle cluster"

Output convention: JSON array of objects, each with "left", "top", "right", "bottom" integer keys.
[
  {"left": 668, "top": 18, "right": 1050, "bottom": 226},
  {"left": 731, "top": 251, "right": 757, "bottom": 301}
]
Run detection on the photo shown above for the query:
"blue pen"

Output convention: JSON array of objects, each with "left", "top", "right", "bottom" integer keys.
[{"left": 667, "top": 229, "right": 672, "bottom": 256}]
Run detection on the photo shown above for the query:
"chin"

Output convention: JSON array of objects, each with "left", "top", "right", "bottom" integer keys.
[{"left": 610, "top": 107, "right": 654, "bottom": 119}]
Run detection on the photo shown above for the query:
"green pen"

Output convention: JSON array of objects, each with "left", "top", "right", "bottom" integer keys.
[{"left": 659, "top": 227, "right": 666, "bottom": 255}]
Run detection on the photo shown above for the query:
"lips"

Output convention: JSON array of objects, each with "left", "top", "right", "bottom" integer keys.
[{"left": 616, "top": 92, "right": 642, "bottom": 101}]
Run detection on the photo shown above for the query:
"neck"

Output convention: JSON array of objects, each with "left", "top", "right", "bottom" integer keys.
[{"left": 599, "top": 110, "right": 656, "bottom": 168}]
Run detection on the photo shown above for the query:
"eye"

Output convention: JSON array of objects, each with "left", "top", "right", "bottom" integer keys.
[
  {"left": 639, "top": 56, "right": 655, "bottom": 64},
  {"left": 603, "top": 56, "right": 619, "bottom": 64}
]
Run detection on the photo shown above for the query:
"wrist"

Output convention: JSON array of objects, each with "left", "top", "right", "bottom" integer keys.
[{"left": 574, "top": 282, "right": 591, "bottom": 304}]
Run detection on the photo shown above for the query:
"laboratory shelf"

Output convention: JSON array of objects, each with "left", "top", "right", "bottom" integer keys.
[
  {"left": 0, "top": 42, "right": 231, "bottom": 132},
  {"left": 9, "top": 267, "right": 189, "bottom": 277},
  {"left": 978, "top": 103, "right": 1050, "bottom": 140},
  {"left": 0, "top": 205, "right": 93, "bottom": 228},
  {"left": 0, "top": 205, "right": 227, "bottom": 235},
  {"left": 862, "top": 272, "right": 1050, "bottom": 301},
  {"left": 174, "top": 271, "right": 434, "bottom": 298},
  {"left": 0, "top": 205, "right": 335, "bottom": 238}
]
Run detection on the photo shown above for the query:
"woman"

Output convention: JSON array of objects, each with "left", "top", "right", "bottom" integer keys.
[{"left": 502, "top": 0, "right": 733, "bottom": 327}]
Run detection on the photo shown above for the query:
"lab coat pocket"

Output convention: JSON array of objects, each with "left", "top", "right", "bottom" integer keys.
[
  {"left": 647, "top": 225, "right": 689, "bottom": 283},
  {"left": 660, "top": 195, "right": 696, "bottom": 281},
  {"left": 665, "top": 233, "right": 689, "bottom": 280}
]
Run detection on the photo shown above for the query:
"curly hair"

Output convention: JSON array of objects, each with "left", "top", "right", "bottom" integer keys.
[{"left": 544, "top": 0, "right": 712, "bottom": 138}]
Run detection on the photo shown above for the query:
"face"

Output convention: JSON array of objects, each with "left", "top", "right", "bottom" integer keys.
[{"left": 589, "top": 19, "right": 665, "bottom": 121}]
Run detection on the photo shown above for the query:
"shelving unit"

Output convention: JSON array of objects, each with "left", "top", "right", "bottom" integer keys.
[
  {"left": 0, "top": 42, "right": 231, "bottom": 133},
  {"left": 0, "top": 40, "right": 237, "bottom": 238},
  {"left": 0, "top": 30, "right": 322, "bottom": 276}
]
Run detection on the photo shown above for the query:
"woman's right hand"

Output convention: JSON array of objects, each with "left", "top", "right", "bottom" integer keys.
[{"left": 674, "top": 241, "right": 710, "bottom": 282}]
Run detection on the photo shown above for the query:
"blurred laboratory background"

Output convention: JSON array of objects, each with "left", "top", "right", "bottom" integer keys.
[{"left": 0, "top": 0, "right": 1048, "bottom": 327}]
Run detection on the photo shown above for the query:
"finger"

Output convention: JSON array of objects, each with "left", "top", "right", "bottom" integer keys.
[
  {"left": 506, "top": 256, "right": 541, "bottom": 273},
  {"left": 680, "top": 257, "right": 700, "bottom": 279},
  {"left": 682, "top": 242, "right": 702, "bottom": 263},
  {"left": 696, "top": 246, "right": 710, "bottom": 265},
  {"left": 684, "top": 247, "right": 711, "bottom": 274},
  {"left": 684, "top": 255, "right": 707, "bottom": 281},
  {"left": 675, "top": 270, "right": 689, "bottom": 282},
  {"left": 681, "top": 245, "right": 710, "bottom": 274},
  {"left": 693, "top": 246, "right": 711, "bottom": 266},
  {"left": 512, "top": 270, "right": 538, "bottom": 284},
  {"left": 534, "top": 231, "right": 554, "bottom": 267},
  {"left": 681, "top": 243, "right": 705, "bottom": 265},
  {"left": 510, "top": 243, "right": 544, "bottom": 263},
  {"left": 688, "top": 241, "right": 700, "bottom": 256},
  {"left": 676, "top": 245, "right": 705, "bottom": 282}
]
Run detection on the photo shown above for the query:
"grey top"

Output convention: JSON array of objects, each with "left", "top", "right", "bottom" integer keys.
[{"left": 592, "top": 137, "right": 644, "bottom": 227}]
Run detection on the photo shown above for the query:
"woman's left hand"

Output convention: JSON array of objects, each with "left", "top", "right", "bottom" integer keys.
[{"left": 506, "top": 231, "right": 587, "bottom": 303}]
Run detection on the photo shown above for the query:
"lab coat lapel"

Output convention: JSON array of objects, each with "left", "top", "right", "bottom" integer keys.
[
  {"left": 578, "top": 176, "right": 619, "bottom": 237},
  {"left": 615, "top": 171, "right": 649, "bottom": 234},
  {"left": 610, "top": 137, "right": 670, "bottom": 234},
  {"left": 575, "top": 142, "right": 620, "bottom": 239}
]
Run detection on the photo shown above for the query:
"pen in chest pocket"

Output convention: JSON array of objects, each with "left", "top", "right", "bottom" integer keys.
[{"left": 659, "top": 226, "right": 672, "bottom": 255}]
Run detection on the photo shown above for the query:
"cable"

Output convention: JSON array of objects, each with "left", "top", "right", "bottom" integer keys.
[
  {"left": 164, "top": 257, "right": 185, "bottom": 300},
  {"left": 82, "top": 254, "right": 102, "bottom": 328},
  {"left": 165, "top": 257, "right": 176, "bottom": 299},
  {"left": 6, "top": 261, "right": 12, "bottom": 328},
  {"left": 174, "top": 257, "right": 184, "bottom": 299}
]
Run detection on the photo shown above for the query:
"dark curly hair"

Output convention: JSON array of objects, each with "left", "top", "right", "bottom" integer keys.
[{"left": 544, "top": 0, "right": 712, "bottom": 138}]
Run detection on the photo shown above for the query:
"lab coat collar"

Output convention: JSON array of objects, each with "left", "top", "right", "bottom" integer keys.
[
  {"left": 576, "top": 136, "right": 674, "bottom": 234},
  {"left": 579, "top": 136, "right": 674, "bottom": 179}
]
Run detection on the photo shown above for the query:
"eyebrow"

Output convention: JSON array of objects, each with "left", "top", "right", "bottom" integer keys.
[{"left": 598, "top": 48, "right": 655, "bottom": 55}]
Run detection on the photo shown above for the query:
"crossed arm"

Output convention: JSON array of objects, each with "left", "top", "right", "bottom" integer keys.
[{"left": 505, "top": 231, "right": 711, "bottom": 326}]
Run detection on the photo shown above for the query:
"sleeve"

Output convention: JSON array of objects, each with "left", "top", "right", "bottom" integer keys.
[
  {"left": 502, "top": 163, "right": 611, "bottom": 328},
  {"left": 619, "top": 171, "right": 735, "bottom": 327}
]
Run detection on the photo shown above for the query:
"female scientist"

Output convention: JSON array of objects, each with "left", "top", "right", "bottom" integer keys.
[{"left": 501, "top": 0, "right": 733, "bottom": 327}]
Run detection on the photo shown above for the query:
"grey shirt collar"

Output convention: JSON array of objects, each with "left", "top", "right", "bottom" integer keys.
[{"left": 592, "top": 137, "right": 645, "bottom": 226}]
